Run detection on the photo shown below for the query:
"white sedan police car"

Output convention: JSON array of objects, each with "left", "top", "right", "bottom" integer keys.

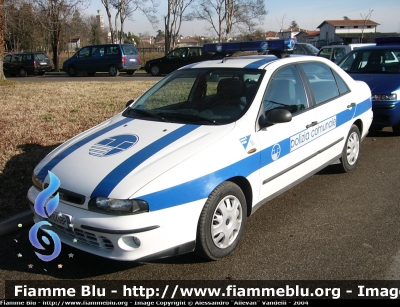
[{"left": 28, "top": 40, "right": 373, "bottom": 261}]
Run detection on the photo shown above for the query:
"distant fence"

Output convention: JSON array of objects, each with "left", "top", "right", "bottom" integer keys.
[{"left": 137, "top": 47, "right": 165, "bottom": 53}]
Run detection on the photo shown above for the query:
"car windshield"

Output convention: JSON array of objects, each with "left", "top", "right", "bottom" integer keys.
[
  {"left": 123, "top": 68, "right": 264, "bottom": 125},
  {"left": 338, "top": 48, "right": 400, "bottom": 74}
]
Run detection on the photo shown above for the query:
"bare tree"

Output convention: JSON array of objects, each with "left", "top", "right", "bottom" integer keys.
[
  {"left": 111, "top": 0, "right": 159, "bottom": 44},
  {"left": 165, "top": 0, "right": 195, "bottom": 53},
  {"left": 193, "top": 0, "right": 225, "bottom": 42},
  {"left": 33, "top": 0, "right": 89, "bottom": 71},
  {"left": 101, "top": 0, "right": 114, "bottom": 43},
  {"left": 360, "top": 8, "right": 373, "bottom": 43},
  {"left": 193, "top": 0, "right": 266, "bottom": 42}
]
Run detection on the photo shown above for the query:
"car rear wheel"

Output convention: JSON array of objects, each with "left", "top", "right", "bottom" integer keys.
[
  {"left": 109, "top": 65, "right": 120, "bottom": 76},
  {"left": 19, "top": 68, "right": 27, "bottom": 77},
  {"left": 150, "top": 64, "right": 161, "bottom": 76},
  {"left": 67, "top": 65, "right": 78, "bottom": 77},
  {"left": 195, "top": 181, "right": 247, "bottom": 260},
  {"left": 338, "top": 124, "right": 360, "bottom": 173},
  {"left": 392, "top": 122, "right": 400, "bottom": 136}
]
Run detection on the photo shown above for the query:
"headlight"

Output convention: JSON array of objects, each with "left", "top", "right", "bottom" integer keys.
[
  {"left": 88, "top": 197, "right": 149, "bottom": 215},
  {"left": 32, "top": 173, "right": 44, "bottom": 190},
  {"left": 372, "top": 94, "right": 397, "bottom": 101}
]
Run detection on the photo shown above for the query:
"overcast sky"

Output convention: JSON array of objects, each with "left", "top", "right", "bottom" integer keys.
[{"left": 85, "top": 0, "right": 400, "bottom": 37}]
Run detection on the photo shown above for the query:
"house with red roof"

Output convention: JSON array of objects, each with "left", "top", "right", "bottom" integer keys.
[{"left": 317, "top": 19, "right": 397, "bottom": 44}]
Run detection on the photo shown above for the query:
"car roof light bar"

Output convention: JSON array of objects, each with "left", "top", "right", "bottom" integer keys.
[
  {"left": 203, "top": 39, "right": 297, "bottom": 54},
  {"left": 376, "top": 37, "right": 400, "bottom": 45}
]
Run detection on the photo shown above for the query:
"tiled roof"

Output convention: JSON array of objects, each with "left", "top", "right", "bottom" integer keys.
[{"left": 317, "top": 20, "right": 380, "bottom": 28}]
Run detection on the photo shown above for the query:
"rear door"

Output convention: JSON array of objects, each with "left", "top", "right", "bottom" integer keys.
[
  {"left": 90, "top": 45, "right": 106, "bottom": 72},
  {"left": 105, "top": 45, "right": 121, "bottom": 70},
  {"left": 298, "top": 61, "right": 354, "bottom": 162}
]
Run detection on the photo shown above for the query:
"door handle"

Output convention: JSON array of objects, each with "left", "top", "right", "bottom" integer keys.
[
  {"left": 347, "top": 102, "right": 356, "bottom": 108},
  {"left": 306, "top": 121, "right": 318, "bottom": 129}
]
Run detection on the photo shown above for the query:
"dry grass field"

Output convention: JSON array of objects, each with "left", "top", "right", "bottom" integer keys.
[{"left": 0, "top": 80, "right": 157, "bottom": 221}]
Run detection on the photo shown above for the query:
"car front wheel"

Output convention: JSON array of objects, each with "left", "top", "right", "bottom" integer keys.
[
  {"left": 109, "top": 65, "right": 120, "bottom": 76},
  {"left": 338, "top": 124, "right": 360, "bottom": 173},
  {"left": 195, "top": 181, "right": 247, "bottom": 260},
  {"left": 67, "top": 65, "right": 77, "bottom": 77},
  {"left": 19, "top": 68, "right": 27, "bottom": 77},
  {"left": 150, "top": 64, "right": 161, "bottom": 76}
]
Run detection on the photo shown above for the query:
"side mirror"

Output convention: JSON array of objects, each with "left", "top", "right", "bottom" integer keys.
[
  {"left": 260, "top": 108, "right": 292, "bottom": 128},
  {"left": 125, "top": 99, "right": 134, "bottom": 108}
]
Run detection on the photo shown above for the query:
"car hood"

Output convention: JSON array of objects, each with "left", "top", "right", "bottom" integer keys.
[
  {"left": 35, "top": 114, "right": 234, "bottom": 199},
  {"left": 349, "top": 73, "right": 400, "bottom": 94}
]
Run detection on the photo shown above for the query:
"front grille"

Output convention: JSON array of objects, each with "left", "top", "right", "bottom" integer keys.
[{"left": 50, "top": 223, "right": 114, "bottom": 250}]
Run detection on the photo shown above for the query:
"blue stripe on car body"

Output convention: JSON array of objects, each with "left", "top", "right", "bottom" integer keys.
[
  {"left": 244, "top": 58, "right": 276, "bottom": 69},
  {"left": 90, "top": 124, "right": 201, "bottom": 198},
  {"left": 37, "top": 117, "right": 134, "bottom": 180},
  {"left": 140, "top": 98, "right": 371, "bottom": 211}
]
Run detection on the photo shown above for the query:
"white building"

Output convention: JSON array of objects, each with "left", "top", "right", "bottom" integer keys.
[{"left": 317, "top": 20, "right": 380, "bottom": 44}]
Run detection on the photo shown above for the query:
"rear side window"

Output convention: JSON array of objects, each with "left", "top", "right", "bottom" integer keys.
[
  {"left": 4, "top": 55, "right": 11, "bottom": 62},
  {"left": 22, "top": 54, "right": 32, "bottom": 61},
  {"left": 300, "top": 62, "right": 340, "bottom": 105},
  {"left": 92, "top": 46, "right": 105, "bottom": 57},
  {"left": 122, "top": 45, "right": 138, "bottom": 55},
  {"left": 35, "top": 53, "right": 49, "bottom": 60},
  {"left": 106, "top": 46, "right": 121, "bottom": 55}
]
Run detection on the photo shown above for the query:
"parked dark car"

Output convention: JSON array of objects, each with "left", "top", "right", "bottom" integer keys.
[
  {"left": 288, "top": 43, "right": 319, "bottom": 55},
  {"left": 145, "top": 46, "right": 212, "bottom": 76},
  {"left": 3, "top": 52, "right": 52, "bottom": 77},
  {"left": 337, "top": 37, "right": 400, "bottom": 135},
  {"left": 62, "top": 44, "right": 141, "bottom": 77}
]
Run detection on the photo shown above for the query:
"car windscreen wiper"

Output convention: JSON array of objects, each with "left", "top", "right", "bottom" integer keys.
[
  {"left": 126, "top": 108, "right": 169, "bottom": 122},
  {"left": 159, "top": 112, "right": 218, "bottom": 125}
]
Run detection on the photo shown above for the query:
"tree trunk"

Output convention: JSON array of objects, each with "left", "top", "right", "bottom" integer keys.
[{"left": 0, "top": 0, "right": 6, "bottom": 80}]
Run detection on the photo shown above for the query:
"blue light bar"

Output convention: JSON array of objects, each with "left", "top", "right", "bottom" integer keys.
[
  {"left": 376, "top": 37, "right": 400, "bottom": 45},
  {"left": 203, "top": 39, "right": 297, "bottom": 54}
]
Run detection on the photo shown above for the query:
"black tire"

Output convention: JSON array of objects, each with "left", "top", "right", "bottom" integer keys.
[
  {"left": 392, "top": 121, "right": 400, "bottom": 136},
  {"left": 37, "top": 71, "right": 45, "bottom": 76},
  {"left": 195, "top": 181, "right": 247, "bottom": 260},
  {"left": 67, "top": 65, "right": 78, "bottom": 77},
  {"left": 87, "top": 72, "right": 96, "bottom": 76},
  {"left": 126, "top": 70, "right": 136, "bottom": 75},
  {"left": 109, "top": 65, "right": 120, "bottom": 76},
  {"left": 338, "top": 124, "right": 361, "bottom": 173},
  {"left": 150, "top": 64, "right": 161, "bottom": 76},
  {"left": 19, "top": 67, "right": 27, "bottom": 77}
]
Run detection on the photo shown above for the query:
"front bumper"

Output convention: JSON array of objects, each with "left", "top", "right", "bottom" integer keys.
[
  {"left": 27, "top": 186, "right": 204, "bottom": 261},
  {"left": 371, "top": 100, "right": 400, "bottom": 127}
]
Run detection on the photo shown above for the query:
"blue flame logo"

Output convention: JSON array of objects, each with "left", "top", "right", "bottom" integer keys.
[{"left": 29, "top": 171, "right": 62, "bottom": 261}]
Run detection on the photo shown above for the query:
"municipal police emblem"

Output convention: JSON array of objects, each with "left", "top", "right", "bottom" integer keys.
[{"left": 89, "top": 134, "right": 139, "bottom": 157}]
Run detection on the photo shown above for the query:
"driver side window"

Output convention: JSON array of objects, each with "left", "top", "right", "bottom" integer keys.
[{"left": 263, "top": 65, "right": 308, "bottom": 115}]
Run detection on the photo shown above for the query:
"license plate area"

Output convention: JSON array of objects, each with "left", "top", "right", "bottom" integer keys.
[{"left": 48, "top": 211, "right": 73, "bottom": 230}]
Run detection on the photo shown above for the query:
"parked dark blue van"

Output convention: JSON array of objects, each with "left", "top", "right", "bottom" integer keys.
[
  {"left": 338, "top": 37, "right": 400, "bottom": 135},
  {"left": 63, "top": 44, "right": 141, "bottom": 76}
]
